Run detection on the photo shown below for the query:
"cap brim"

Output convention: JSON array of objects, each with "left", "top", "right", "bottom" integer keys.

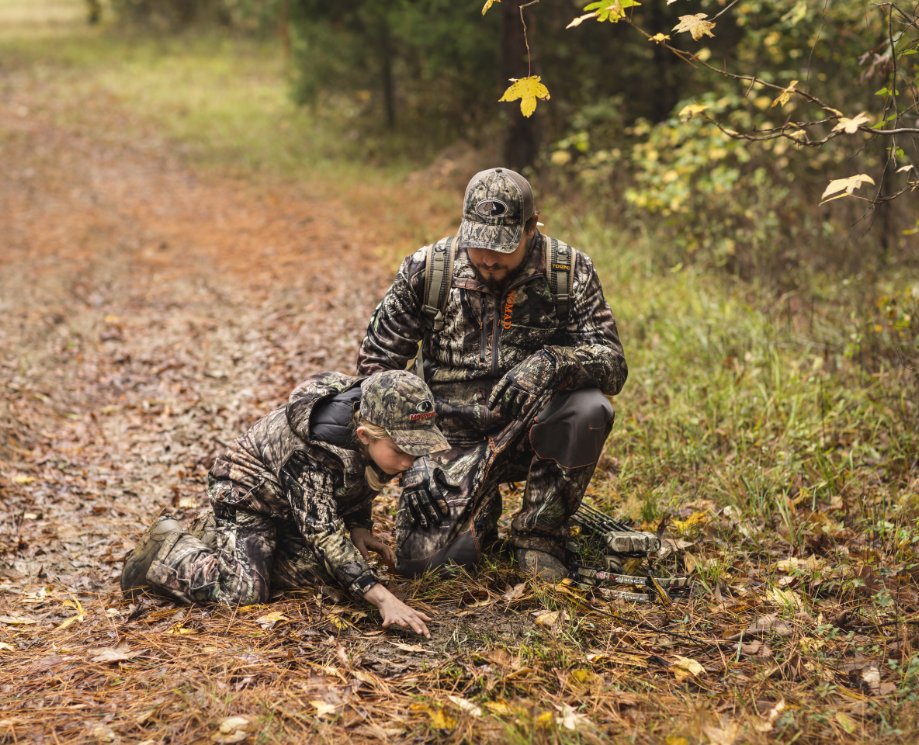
[
  {"left": 389, "top": 426, "right": 451, "bottom": 457},
  {"left": 458, "top": 218, "right": 522, "bottom": 253}
]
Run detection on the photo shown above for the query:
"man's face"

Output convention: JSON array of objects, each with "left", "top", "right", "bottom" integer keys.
[{"left": 467, "top": 229, "right": 532, "bottom": 291}]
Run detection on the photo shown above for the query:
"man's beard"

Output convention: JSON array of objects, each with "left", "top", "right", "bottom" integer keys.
[{"left": 472, "top": 263, "right": 523, "bottom": 293}]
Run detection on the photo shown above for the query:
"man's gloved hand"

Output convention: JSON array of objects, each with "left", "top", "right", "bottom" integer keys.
[
  {"left": 400, "top": 458, "right": 451, "bottom": 529},
  {"left": 487, "top": 349, "right": 557, "bottom": 419}
]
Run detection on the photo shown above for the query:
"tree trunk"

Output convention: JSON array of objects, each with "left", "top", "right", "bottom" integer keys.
[
  {"left": 379, "top": 12, "right": 396, "bottom": 130},
  {"left": 502, "top": 0, "right": 539, "bottom": 170},
  {"left": 649, "top": 0, "right": 679, "bottom": 121},
  {"left": 86, "top": 0, "right": 101, "bottom": 25}
]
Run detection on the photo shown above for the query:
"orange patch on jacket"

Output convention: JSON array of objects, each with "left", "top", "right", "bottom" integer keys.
[{"left": 502, "top": 290, "right": 517, "bottom": 330}]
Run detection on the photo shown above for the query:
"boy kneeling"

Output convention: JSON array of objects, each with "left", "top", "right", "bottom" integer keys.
[{"left": 121, "top": 370, "right": 448, "bottom": 637}]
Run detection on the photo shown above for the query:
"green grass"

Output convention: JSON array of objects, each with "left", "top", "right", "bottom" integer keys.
[
  {"left": 3, "top": 6, "right": 918, "bottom": 742},
  {"left": 0, "top": 5, "right": 416, "bottom": 187}
]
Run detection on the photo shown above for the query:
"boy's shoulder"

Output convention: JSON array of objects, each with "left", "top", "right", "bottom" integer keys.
[{"left": 286, "top": 371, "right": 362, "bottom": 443}]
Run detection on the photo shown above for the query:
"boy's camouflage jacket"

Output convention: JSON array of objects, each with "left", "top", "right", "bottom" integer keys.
[
  {"left": 357, "top": 233, "right": 628, "bottom": 440},
  {"left": 207, "top": 372, "right": 380, "bottom": 597}
]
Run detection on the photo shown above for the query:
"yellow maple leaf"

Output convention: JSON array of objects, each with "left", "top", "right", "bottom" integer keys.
[
  {"left": 832, "top": 112, "right": 870, "bottom": 134},
  {"left": 678, "top": 102, "right": 708, "bottom": 121},
  {"left": 820, "top": 173, "right": 876, "bottom": 204},
  {"left": 482, "top": 0, "right": 501, "bottom": 15},
  {"left": 649, "top": 32, "right": 670, "bottom": 44},
  {"left": 673, "top": 13, "right": 716, "bottom": 41},
  {"left": 770, "top": 79, "right": 799, "bottom": 108},
  {"left": 499, "top": 75, "right": 550, "bottom": 118}
]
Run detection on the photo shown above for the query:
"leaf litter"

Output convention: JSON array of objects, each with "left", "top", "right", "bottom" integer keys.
[{"left": 1, "top": 28, "right": 917, "bottom": 745}]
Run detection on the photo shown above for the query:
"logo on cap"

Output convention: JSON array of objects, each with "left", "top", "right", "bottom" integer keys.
[
  {"left": 474, "top": 199, "right": 509, "bottom": 219},
  {"left": 408, "top": 399, "right": 436, "bottom": 421}
]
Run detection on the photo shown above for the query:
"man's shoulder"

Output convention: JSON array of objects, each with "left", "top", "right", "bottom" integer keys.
[{"left": 397, "top": 237, "right": 457, "bottom": 286}]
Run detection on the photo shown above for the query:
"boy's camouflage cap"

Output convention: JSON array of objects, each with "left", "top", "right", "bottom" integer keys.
[
  {"left": 360, "top": 370, "right": 450, "bottom": 456},
  {"left": 458, "top": 167, "right": 535, "bottom": 254}
]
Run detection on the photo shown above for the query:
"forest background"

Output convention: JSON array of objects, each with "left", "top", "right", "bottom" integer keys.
[{"left": 0, "top": 1, "right": 917, "bottom": 743}]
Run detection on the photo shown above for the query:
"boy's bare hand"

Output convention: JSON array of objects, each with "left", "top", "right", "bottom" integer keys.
[
  {"left": 363, "top": 584, "right": 433, "bottom": 638},
  {"left": 350, "top": 527, "right": 396, "bottom": 568}
]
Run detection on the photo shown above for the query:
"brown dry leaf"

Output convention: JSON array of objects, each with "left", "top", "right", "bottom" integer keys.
[
  {"left": 704, "top": 720, "right": 740, "bottom": 745},
  {"left": 776, "top": 555, "right": 824, "bottom": 573},
  {"left": 90, "top": 644, "right": 143, "bottom": 664},
  {"left": 213, "top": 715, "right": 253, "bottom": 744},
  {"left": 736, "top": 613, "right": 793, "bottom": 638},
  {"left": 502, "top": 582, "right": 527, "bottom": 601},
  {"left": 90, "top": 725, "right": 116, "bottom": 742},
  {"left": 447, "top": 695, "right": 482, "bottom": 717},
  {"left": 753, "top": 699, "right": 786, "bottom": 733},
  {"left": 389, "top": 641, "right": 431, "bottom": 654},
  {"left": 533, "top": 609, "right": 567, "bottom": 629},
  {"left": 861, "top": 665, "right": 881, "bottom": 695},
  {"left": 670, "top": 655, "right": 705, "bottom": 682},
  {"left": 0, "top": 615, "right": 38, "bottom": 625},
  {"left": 767, "top": 587, "right": 803, "bottom": 610},
  {"left": 486, "top": 648, "right": 519, "bottom": 669},
  {"left": 310, "top": 700, "right": 338, "bottom": 718},
  {"left": 254, "top": 611, "right": 288, "bottom": 629}
]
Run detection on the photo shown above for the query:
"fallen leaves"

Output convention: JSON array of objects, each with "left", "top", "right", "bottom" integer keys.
[
  {"left": 733, "top": 613, "right": 794, "bottom": 638},
  {"left": 90, "top": 644, "right": 143, "bottom": 664},
  {"left": 254, "top": 610, "right": 288, "bottom": 629},
  {"left": 213, "top": 715, "right": 254, "bottom": 744},
  {"left": 56, "top": 596, "right": 86, "bottom": 631},
  {"left": 669, "top": 655, "right": 705, "bottom": 682}
]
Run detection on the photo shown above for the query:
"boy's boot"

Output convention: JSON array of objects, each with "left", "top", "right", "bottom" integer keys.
[
  {"left": 515, "top": 548, "right": 569, "bottom": 581},
  {"left": 121, "top": 515, "right": 183, "bottom": 596}
]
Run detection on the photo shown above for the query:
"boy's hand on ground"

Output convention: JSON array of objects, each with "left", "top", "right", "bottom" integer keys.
[
  {"left": 350, "top": 527, "right": 396, "bottom": 568},
  {"left": 364, "top": 584, "right": 432, "bottom": 638}
]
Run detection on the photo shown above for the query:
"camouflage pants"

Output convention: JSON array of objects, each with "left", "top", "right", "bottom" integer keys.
[
  {"left": 395, "top": 388, "right": 614, "bottom": 576},
  {"left": 144, "top": 482, "right": 335, "bottom": 606}
]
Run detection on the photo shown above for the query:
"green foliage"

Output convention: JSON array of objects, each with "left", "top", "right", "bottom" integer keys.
[{"left": 287, "top": 0, "right": 499, "bottom": 153}]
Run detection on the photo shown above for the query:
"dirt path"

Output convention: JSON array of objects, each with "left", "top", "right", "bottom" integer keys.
[{"left": 0, "top": 65, "right": 393, "bottom": 608}]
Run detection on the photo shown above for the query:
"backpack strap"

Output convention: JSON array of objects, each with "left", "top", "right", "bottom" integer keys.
[
  {"left": 544, "top": 235, "right": 577, "bottom": 326},
  {"left": 421, "top": 236, "right": 457, "bottom": 332}
]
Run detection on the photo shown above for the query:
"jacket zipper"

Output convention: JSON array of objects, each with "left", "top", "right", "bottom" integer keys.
[
  {"left": 479, "top": 296, "right": 488, "bottom": 362},
  {"left": 491, "top": 274, "right": 535, "bottom": 376}
]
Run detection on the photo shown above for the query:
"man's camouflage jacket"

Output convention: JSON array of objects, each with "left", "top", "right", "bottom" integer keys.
[{"left": 357, "top": 232, "right": 628, "bottom": 441}]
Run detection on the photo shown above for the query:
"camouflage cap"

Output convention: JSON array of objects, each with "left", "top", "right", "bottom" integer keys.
[
  {"left": 360, "top": 370, "right": 450, "bottom": 456},
  {"left": 457, "top": 167, "right": 535, "bottom": 253}
]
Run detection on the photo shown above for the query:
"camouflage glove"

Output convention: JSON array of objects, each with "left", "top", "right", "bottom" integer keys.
[
  {"left": 400, "top": 458, "right": 450, "bottom": 529},
  {"left": 487, "top": 349, "right": 557, "bottom": 419}
]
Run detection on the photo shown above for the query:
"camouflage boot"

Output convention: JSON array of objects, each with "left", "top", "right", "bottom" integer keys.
[
  {"left": 515, "top": 548, "right": 569, "bottom": 581},
  {"left": 121, "top": 515, "right": 183, "bottom": 596}
]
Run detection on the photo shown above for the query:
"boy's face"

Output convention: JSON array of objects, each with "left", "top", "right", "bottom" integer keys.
[{"left": 360, "top": 432, "right": 416, "bottom": 476}]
